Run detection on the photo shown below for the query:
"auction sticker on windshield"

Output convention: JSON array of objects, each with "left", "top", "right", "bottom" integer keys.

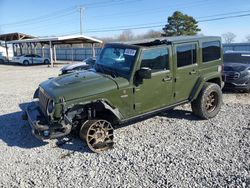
[{"left": 124, "top": 49, "right": 136, "bottom": 56}]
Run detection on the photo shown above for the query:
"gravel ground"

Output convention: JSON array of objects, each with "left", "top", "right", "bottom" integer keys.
[{"left": 0, "top": 64, "right": 249, "bottom": 187}]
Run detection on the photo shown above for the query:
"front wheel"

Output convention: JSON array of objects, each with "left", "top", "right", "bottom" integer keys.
[
  {"left": 79, "top": 119, "right": 114, "bottom": 153},
  {"left": 191, "top": 83, "right": 222, "bottom": 119},
  {"left": 23, "top": 60, "right": 29, "bottom": 65},
  {"left": 44, "top": 59, "right": 50, "bottom": 64}
]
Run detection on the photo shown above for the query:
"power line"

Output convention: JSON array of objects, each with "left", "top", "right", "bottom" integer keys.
[
  {"left": 198, "top": 13, "right": 250, "bottom": 22},
  {"left": 2, "top": 1, "right": 250, "bottom": 37},
  {"left": 0, "top": 7, "right": 76, "bottom": 26},
  {"left": 87, "top": 0, "right": 216, "bottom": 20},
  {"left": 197, "top": 9, "right": 250, "bottom": 19},
  {"left": 86, "top": 21, "right": 165, "bottom": 31},
  {"left": 84, "top": 12, "right": 250, "bottom": 33},
  {"left": 3, "top": 10, "right": 78, "bottom": 28},
  {"left": 45, "top": 10, "right": 250, "bottom": 36},
  {"left": 82, "top": 0, "right": 143, "bottom": 9},
  {"left": 0, "top": 0, "right": 140, "bottom": 27}
]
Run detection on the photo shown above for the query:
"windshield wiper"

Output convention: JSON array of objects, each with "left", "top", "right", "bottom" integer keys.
[
  {"left": 105, "top": 66, "right": 118, "bottom": 78},
  {"left": 96, "top": 64, "right": 118, "bottom": 78},
  {"left": 95, "top": 64, "right": 105, "bottom": 74}
]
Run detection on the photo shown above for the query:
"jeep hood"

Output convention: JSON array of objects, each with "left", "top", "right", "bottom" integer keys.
[{"left": 39, "top": 70, "right": 128, "bottom": 102}]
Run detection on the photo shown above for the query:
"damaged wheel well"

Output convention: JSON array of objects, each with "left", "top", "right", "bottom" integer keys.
[{"left": 65, "top": 101, "right": 121, "bottom": 126}]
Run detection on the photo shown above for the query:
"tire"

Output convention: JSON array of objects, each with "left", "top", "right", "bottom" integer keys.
[
  {"left": 23, "top": 60, "right": 29, "bottom": 65},
  {"left": 0, "top": 59, "right": 4, "bottom": 64},
  {"left": 44, "top": 59, "right": 50, "bottom": 64},
  {"left": 191, "top": 83, "right": 222, "bottom": 119},
  {"left": 79, "top": 119, "right": 114, "bottom": 153}
]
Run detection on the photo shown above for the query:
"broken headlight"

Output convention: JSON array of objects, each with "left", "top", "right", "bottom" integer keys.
[{"left": 47, "top": 99, "right": 55, "bottom": 115}]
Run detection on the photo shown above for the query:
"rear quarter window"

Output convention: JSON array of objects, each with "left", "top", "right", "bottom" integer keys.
[{"left": 202, "top": 41, "right": 221, "bottom": 63}]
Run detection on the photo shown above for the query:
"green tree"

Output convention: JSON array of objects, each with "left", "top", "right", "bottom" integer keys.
[{"left": 162, "top": 11, "right": 201, "bottom": 36}]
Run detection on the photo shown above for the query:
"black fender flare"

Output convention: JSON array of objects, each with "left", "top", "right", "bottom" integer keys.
[{"left": 189, "top": 73, "right": 223, "bottom": 101}]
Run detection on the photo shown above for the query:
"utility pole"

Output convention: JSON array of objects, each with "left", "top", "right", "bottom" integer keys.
[{"left": 79, "top": 6, "right": 84, "bottom": 35}]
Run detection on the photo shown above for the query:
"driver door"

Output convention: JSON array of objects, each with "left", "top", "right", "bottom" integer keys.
[{"left": 134, "top": 46, "right": 174, "bottom": 114}]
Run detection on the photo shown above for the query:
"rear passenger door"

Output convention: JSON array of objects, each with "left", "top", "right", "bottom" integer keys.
[{"left": 174, "top": 43, "right": 199, "bottom": 101}]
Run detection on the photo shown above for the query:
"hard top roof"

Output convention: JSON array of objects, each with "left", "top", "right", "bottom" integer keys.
[{"left": 118, "top": 35, "right": 220, "bottom": 47}]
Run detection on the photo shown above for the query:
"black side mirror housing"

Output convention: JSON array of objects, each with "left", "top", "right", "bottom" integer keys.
[{"left": 137, "top": 67, "right": 152, "bottom": 79}]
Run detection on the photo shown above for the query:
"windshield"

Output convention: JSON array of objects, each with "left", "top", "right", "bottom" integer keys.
[
  {"left": 224, "top": 53, "right": 250, "bottom": 64},
  {"left": 95, "top": 46, "right": 137, "bottom": 79}
]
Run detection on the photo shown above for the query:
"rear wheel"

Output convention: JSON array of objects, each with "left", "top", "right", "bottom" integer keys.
[
  {"left": 79, "top": 119, "right": 114, "bottom": 153},
  {"left": 191, "top": 83, "right": 222, "bottom": 119}
]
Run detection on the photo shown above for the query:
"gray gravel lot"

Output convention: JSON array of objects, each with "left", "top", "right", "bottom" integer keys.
[{"left": 0, "top": 64, "right": 249, "bottom": 187}]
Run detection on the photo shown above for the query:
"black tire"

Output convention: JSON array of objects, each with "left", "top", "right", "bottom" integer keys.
[
  {"left": 191, "top": 83, "right": 222, "bottom": 119},
  {"left": 79, "top": 119, "right": 114, "bottom": 153},
  {"left": 0, "top": 59, "right": 4, "bottom": 64},
  {"left": 23, "top": 60, "right": 29, "bottom": 66},
  {"left": 44, "top": 59, "right": 50, "bottom": 64}
]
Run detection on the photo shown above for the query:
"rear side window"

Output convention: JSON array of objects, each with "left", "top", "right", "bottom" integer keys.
[
  {"left": 140, "top": 47, "right": 169, "bottom": 72},
  {"left": 202, "top": 41, "right": 221, "bottom": 62},
  {"left": 176, "top": 44, "right": 197, "bottom": 67}
]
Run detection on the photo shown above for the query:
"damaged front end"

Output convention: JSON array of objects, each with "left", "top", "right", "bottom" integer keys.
[{"left": 23, "top": 88, "right": 72, "bottom": 140}]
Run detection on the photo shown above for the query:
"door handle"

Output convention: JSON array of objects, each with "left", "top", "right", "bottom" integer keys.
[
  {"left": 162, "top": 76, "right": 172, "bottom": 82},
  {"left": 189, "top": 70, "right": 197, "bottom": 75}
]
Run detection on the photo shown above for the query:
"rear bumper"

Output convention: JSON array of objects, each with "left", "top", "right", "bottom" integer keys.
[{"left": 24, "top": 101, "right": 72, "bottom": 140}]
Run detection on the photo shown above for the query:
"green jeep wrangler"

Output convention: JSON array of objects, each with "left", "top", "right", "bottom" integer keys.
[{"left": 23, "top": 36, "right": 224, "bottom": 153}]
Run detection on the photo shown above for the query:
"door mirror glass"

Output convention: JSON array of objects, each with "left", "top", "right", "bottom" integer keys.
[{"left": 137, "top": 67, "right": 152, "bottom": 79}]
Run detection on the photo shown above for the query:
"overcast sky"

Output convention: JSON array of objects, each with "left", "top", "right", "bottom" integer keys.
[{"left": 0, "top": 0, "right": 250, "bottom": 42}]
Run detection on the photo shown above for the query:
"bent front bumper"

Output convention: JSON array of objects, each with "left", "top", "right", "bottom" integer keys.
[
  {"left": 224, "top": 80, "right": 250, "bottom": 90},
  {"left": 24, "top": 101, "right": 71, "bottom": 140}
]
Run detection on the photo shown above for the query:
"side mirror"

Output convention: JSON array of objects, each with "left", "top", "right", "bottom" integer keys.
[{"left": 137, "top": 67, "right": 152, "bottom": 79}]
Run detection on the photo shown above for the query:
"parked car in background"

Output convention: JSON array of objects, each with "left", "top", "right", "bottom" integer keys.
[
  {"left": 223, "top": 51, "right": 250, "bottom": 92},
  {"left": 0, "top": 52, "right": 6, "bottom": 63},
  {"left": 12, "top": 54, "right": 50, "bottom": 65},
  {"left": 60, "top": 57, "right": 96, "bottom": 75}
]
